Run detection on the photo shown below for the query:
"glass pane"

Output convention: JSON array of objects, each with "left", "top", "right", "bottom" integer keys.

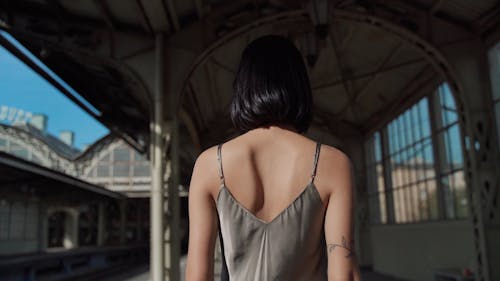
[
  {"left": 392, "top": 153, "right": 401, "bottom": 187},
  {"left": 134, "top": 151, "right": 147, "bottom": 161},
  {"left": 377, "top": 163, "right": 385, "bottom": 193},
  {"left": 114, "top": 148, "right": 130, "bottom": 162},
  {"left": 411, "top": 185, "right": 420, "bottom": 222},
  {"left": 412, "top": 106, "right": 422, "bottom": 141},
  {"left": 418, "top": 182, "right": 429, "bottom": 220},
  {"left": 428, "top": 179, "right": 439, "bottom": 219},
  {"left": 448, "top": 124, "right": 463, "bottom": 169},
  {"left": 441, "top": 175, "right": 456, "bottom": 219},
  {"left": 134, "top": 163, "right": 150, "bottom": 177},
  {"left": 423, "top": 139, "right": 435, "bottom": 179},
  {"left": 439, "top": 83, "right": 458, "bottom": 126},
  {"left": 97, "top": 165, "right": 110, "bottom": 177},
  {"left": 398, "top": 117, "right": 406, "bottom": 151},
  {"left": 452, "top": 170, "right": 469, "bottom": 219},
  {"left": 419, "top": 98, "right": 431, "bottom": 138},
  {"left": 394, "top": 188, "right": 402, "bottom": 223},
  {"left": 378, "top": 192, "right": 387, "bottom": 224},
  {"left": 403, "top": 186, "right": 413, "bottom": 222},
  {"left": 113, "top": 164, "right": 129, "bottom": 177}
]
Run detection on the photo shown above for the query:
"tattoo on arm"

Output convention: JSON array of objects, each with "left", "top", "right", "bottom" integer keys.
[{"left": 327, "top": 236, "right": 355, "bottom": 258}]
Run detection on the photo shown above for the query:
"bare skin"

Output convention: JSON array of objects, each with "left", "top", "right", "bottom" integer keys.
[{"left": 185, "top": 124, "right": 362, "bottom": 281}]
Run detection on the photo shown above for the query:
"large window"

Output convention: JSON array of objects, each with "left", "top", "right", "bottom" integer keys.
[
  {"left": 365, "top": 132, "right": 387, "bottom": 224},
  {"left": 366, "top": 83, "right": 468, "bottom": 224}
]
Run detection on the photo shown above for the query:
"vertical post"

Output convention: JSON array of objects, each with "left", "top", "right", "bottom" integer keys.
[
  {"left": 168, "top": 117, "right": 181, "bottom": 281},
  {"left": 97, "top": 202, "right": 106, "bottom": 246},
  {"left": 151, "top": 32, "right": 165, "bottom": 281}
]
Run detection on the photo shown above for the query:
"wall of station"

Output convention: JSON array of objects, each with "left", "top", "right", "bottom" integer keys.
[{"left": 370, "top": 221, "right": 474, "bottom": 281}]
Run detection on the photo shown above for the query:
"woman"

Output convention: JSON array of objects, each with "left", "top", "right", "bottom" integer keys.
[{"left": 185, "top": 34, "right": 361, "bottom": 281}]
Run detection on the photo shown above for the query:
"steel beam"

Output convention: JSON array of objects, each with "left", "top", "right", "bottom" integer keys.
[
  {"left": 150, "top": 32, "right": 165, "bottom": 281},
  {"left": 166, "top": 118, "right": 181, "bottom": 281}
]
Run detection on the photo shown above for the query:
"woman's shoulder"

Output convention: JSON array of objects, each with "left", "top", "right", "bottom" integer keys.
[
  {"left": 314, "top": 143, "right": 354, "bottom": 195},
  {"left": 189, "top": 144, "right": 221, "bottom": 199}
]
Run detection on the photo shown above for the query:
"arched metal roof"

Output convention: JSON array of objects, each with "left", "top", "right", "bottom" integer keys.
[{"left": 0, "top": 0, "right": 498, "bottom": 152}]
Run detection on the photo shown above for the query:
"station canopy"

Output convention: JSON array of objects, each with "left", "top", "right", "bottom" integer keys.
[{"left": 0, "top": 0, "right": 498, "bottom": 153}]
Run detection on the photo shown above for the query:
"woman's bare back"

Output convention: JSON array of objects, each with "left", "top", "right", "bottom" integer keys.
[{"left": 209, "top": 125, "right": 334, "bottom": 222}]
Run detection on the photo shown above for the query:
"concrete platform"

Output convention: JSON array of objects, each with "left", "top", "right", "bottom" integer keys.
[{"left": 115, "top": 257, "right": 410, "bottom": 281}]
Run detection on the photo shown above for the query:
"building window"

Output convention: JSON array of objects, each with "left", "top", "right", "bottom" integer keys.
[
  {"left": 366, "top": 83, "right": 467, "bottom": 224},
  {"left": 434, "top": 84, "right": 467, "bottom": 219},
  {"left": 488, "top": 42, "right": 500, "bottom": 150},
  {"left": 365, "top": 132, "right": 387, "bottom": 224}
]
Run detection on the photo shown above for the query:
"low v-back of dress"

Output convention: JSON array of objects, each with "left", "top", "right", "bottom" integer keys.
[{"left": 215, "top": 141, "right": 328, "bottom": 281}]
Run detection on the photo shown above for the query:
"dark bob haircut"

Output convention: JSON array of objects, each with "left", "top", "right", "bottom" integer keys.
[{"left": 229, "top": 34, "right": 313, "bottom": 134}]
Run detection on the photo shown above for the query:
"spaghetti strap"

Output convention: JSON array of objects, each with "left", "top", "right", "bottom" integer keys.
[
  {"left": 310, "top": 141, "right": 321, "bottom": 184},
  {"left": 217, "top": 143, "right": 226, "bottom": 186}
]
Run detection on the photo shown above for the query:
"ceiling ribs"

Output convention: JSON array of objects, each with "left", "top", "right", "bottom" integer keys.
[
  {"left": 165, "top": 0, "right": 180, "bottom": 31},
  {"left": 93, "top": 0, "right": 117, "bottom": 31},
  {"left": 362, "top": 64, "right": 435, "bottom": 135},
  {"left": 335, "top": 42, "right": 404, "bottom": 117},
  {"left": 373, "top": 0, "right": 472, "bottom": 32},
  {"left": 211, "top": 58, "right": 236, "bottom": 74},
  {"left": 312, "top": 58, "right": 425, "bottom": 90},
  {"left": 187, "top": 82, "right": 206, "bottom": 130},
  {"left": 134, "top": 0, "right": 155, "bottom": 35},
  {"left": 328, "top": 28, "right": 362, "bottom": 124}
]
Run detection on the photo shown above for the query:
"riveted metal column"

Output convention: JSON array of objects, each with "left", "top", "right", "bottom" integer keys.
[
  {"left": 166, "top": 117, "right": 181, "bottom": 281},
  {"left": 151, "top": 32, "right": 166, "bottom": 281}
]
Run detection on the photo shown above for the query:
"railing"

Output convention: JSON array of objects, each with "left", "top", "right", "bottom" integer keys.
[{"left": 0, "top": 245, "right": 148, "bottom": 281}]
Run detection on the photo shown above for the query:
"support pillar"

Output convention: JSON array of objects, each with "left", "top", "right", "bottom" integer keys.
[
  {"left": 151, "top": 32, "right": 166, "bottom": 281},
  {"left": 441, "top": 37, "right": 500, "bottom": 281},
  {"left": 165, "top": 118, "right": 181, "bottom": 281}
]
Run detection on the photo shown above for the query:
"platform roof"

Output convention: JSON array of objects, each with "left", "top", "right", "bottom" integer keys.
[
  {"left": 0, "top": 0, "right": 498, "bottom": 155},
  {"left": 0, "top": 151, "right": 125, "bottom": 200}
]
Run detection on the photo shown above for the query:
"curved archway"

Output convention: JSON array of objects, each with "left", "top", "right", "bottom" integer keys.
[
  {"left": 47, "top": 208, "right": 79, "bottom": 249},
  {"left": 176, "top": 8, "right": 467, "bottom": 146}
]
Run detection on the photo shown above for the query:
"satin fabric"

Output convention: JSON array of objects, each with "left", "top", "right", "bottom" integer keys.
[{"left": 215, "top": 141, "right": 328, "bottom": 281}]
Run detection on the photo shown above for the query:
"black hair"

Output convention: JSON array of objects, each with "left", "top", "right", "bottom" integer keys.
[{"left": 229, "top": 34, "right": 313, "bottom": 134}]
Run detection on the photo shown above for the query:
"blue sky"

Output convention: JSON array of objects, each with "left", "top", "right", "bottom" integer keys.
[{"left": 0, "top": 32, "right": 109, "bottom": 150}]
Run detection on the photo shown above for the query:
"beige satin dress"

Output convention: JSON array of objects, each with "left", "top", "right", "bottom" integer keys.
[{"left": 215, "top": 141, "right": 328, "bottom": 281}]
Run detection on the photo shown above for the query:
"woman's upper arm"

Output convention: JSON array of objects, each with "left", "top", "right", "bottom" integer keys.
[
  {"left": 324, "top": 151, "right": 361, "bottom": 281},
  {"left": 185, "top": 149, "right": 219, "bottom": 281}
]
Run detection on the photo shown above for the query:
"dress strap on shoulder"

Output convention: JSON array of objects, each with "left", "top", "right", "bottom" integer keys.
[
  {"left": 217, "top": 143, "right": 226, "bottom": 186},
  {"left": 310, "top": 141, "right": 321, "bottom": 184}
]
